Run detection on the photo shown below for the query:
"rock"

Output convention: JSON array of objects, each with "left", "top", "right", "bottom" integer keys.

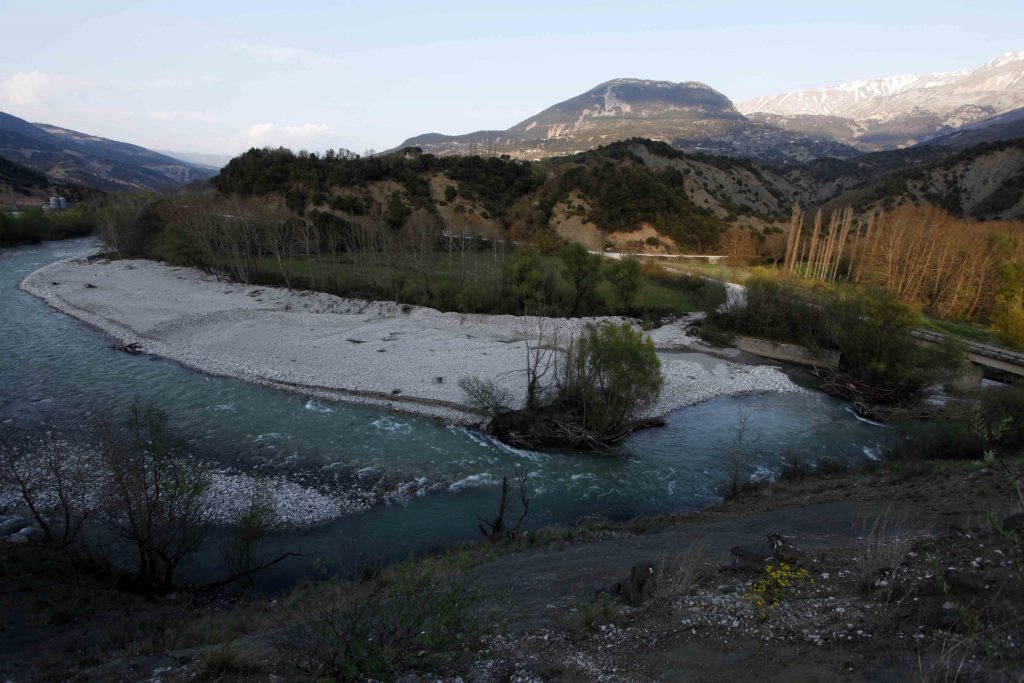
[
  {"left": 6, "top": 533, "right": 28, "bottom": 544},
  {"left": 19, "top": 525, "right": 45, "bottom": 541},
  {"left": 599, "top": 562, "right": 657, "bottom": 606},
  {"left": 619, "top": 563, "right": 657, "bottom": 606},
  {"left": 769, "top": 531, "right": 806, "bottom": 565},
  {"left": 0, "top": 515, "right": 28, "bottom": 536},
  {"left": 1002, "top": 512, "right": 1024, "bottom": 531}
]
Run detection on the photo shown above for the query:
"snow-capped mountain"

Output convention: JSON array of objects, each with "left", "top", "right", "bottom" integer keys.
[
  {"left": 737, "top": 52, "right": 1024, "bottom": 150},
  {"left": 738, "top": 52, "right": 1024, "bottom": 120},
  {"left": 397, "top": 78, "right": 858, "bottom": 162}
]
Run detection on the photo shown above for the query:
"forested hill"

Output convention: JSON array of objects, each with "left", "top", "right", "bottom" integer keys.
[
  {"left": 213, "top": 137, "right": 1024, "bottom": 253},
  {"left": 819, "top": 138, "right": 1024, "bottom": 220}
]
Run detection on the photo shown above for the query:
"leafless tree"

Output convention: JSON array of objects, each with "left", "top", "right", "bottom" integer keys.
[
  {"left": 0, "top": 426, "right": 97, "bottom": 547},
  {"left": 478, "top": 466, "right": 531, "bottom": 542},
  {"left": 96, "top": 405, "right": 210, "bottom": 593}
]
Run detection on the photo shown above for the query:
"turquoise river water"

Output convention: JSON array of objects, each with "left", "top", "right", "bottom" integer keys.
[{"left": 0, "top": 239, "right": 888, "bottom": 585}]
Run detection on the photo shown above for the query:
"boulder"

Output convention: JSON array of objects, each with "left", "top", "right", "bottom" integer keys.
[
  {"left": 0, "top": 515, "right": 28, "bottom": 536},
  {"left": 1003, "top": 512, "right": 1024, "bottom": 532},
  {"left": 597, "top": 562, "right": 658, "bottom": 606},
  {"left": 769, "top": 532, "right": 806, "bottom": 565}
]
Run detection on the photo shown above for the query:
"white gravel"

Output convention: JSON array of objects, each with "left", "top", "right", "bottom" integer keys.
[{"left": 20, "top": 254, "right": 804, "bottom": 425}]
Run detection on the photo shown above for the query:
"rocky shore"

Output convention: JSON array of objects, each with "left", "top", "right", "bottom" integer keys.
[{"left": 19, "top": 255, "right": 804, "bottom": 426}]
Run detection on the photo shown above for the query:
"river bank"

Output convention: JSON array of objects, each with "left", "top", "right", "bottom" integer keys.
[
  {"left": 3, "top": 455, "right": 1020, "bottom": 682},
  {"left": 20, "top": 254, "right": 803, "bottom": 426}
]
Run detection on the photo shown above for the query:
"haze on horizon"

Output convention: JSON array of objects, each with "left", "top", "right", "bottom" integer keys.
[{"left": 1, "top": 0, "right": 1020, "bottom": 158}]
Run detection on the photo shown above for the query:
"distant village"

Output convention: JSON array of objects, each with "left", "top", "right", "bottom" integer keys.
[{"left": 0, "top": 195, "right": 71, "bottom": 214}]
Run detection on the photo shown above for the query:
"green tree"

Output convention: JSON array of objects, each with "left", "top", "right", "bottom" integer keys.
[
  {"left": 502, "top": 248, "right": 547, "bottom": 314},
  {"left": 606, "top": 258, "right": 642, "bottom": 313},
  {"left": 557, "top": 322, "right": 664, "bottom": 440},
  {"left": 558, "top": 243, "right": 604, "bottom": 315},
  {"left": 825, "top": 289, "right": 944, "bottom": 396},
  {"left": 386, "top": 193, "right": 411, "bottom": 229}
]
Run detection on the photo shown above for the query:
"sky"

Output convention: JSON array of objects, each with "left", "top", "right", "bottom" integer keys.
[{"left": 0, "top": 0, "right": 1021, "bottom": 158}]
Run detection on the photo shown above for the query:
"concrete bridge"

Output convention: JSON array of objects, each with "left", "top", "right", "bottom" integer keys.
[{"left": 910, "top": 328, "right": 1024, "bottom": 386}]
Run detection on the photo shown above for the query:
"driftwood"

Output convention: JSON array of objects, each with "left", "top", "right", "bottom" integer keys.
[
  {"left": 112, "top": 342, "right": 143, "bottom": 354},
  {"left": 490, "top": 408, "right": 665, "bottom": 452},
  {"left": 812, "top": 369, "right": 940, "bottom": 422}
]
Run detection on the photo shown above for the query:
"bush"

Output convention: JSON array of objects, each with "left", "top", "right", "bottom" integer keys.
[
  {"left": 557, "top": 322, "right": 664, "bottom": 437},
  {"left": 991, "top": 296, "right": 1024, "bottom": 349},
  {"left": 711, "top": 276, "right": 829, "bottom": 347},
  {"left": 605, "top": 258, "right": 642, "bottom": 313},
  {"left": 484, "top": 322, "right": 664, "bottom": 449},
  {"left": 286, "top": 558, "right": 483, "bottom": 681},
  {"left": 885, "top": 413, "right": 985, "bottom": 462},
  {"left": 825, "top": 289, "right": 950, "bottom": 397},
  {"left": 96, "top": 405, "right": 210, "bottom": 593},
  {"left": 980, "top": 385, "right": 1024, "bottom": 449}
]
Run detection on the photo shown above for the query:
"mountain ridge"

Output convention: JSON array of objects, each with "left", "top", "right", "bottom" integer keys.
[
  {"left": 737, "top": 51, "right": 1024, "bottom": 150},
  {"left": 396, "top": 78, "right": 858, "bottom": 163},
  {"left": 0, "top": 111, "right": 216, "bottom": 192}
]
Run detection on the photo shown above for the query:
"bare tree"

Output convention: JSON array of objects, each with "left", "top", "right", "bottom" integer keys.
[
  {"left": 0, "top": 426, "right": 97, "bottom": 547},
  {"left": 96, "top": 405, "right": 210, "bottom": 593},
  {"left": 720, "top": 407, "right": 759, "bottom": 499},
  {"left": 478, "top": 466, "right": 531, "bottom": 542},
  {"left": 205, "top": 484, "right": 300, "bottom": 591}
]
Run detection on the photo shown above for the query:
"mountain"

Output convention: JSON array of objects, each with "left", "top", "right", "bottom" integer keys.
[
  {"left": 916, "top": 107, "right": 1024, "bottom": 151},
  {"left": 739, "top": 52, "right": 1024, "bottom": 150},
  {"left": 0, "top": 155, "right": 49, "bottom": 192},
  {"left": 819, "top": 139, "right": 1024, "bottom": 220},
  {"left": 158, "top": 150, "right": 235, "bottom": 170},
  {"left": 397, "top": 79, "right": 859, "bottom": 163},
  {"left": 0, "top": 111, "right": 217, "bottom": 191}
]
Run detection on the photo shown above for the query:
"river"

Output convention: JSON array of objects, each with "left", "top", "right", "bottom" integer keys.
[{"left": 0, "top": 239, "right": 887, "bottom": 586}]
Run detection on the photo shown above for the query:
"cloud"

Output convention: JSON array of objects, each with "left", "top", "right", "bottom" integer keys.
[
  {"left": 231, "top": 42, "right": 344, "bottom": 67},
  {"left": 240, "top": 122, "right": 276, "bottom": 140},
  {"left": 145, "top": 75, "right": 225, "bottom": 90},
  {"left": 148, "top": 110, "right": 214, "bottom": 123},
  {"left": 284, "top": 123, "right": 332, "bottom": 137},
  {"left": 0, "top": 70, "right": 60, "bottom": 106},
  {"left": 236, "top": 122, "right": 336, "bottom": 148}
]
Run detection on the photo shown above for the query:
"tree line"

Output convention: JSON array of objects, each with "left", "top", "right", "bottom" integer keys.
[{"left": 780, "top": 204, "right": 1024, "bottom": 347}]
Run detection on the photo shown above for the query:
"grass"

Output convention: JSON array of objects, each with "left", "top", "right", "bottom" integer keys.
[
  {"left": 921, "top": 316, "right": 996, "bottom": 344},
  {"left": 573, "top": 590, "right": 621, "bottom": 637},
  {"left": 857, "top": 505, "right": 915, "bottom": 602},
  {"left": 199, "top": 643, "right": 244, "bottom": 677}
]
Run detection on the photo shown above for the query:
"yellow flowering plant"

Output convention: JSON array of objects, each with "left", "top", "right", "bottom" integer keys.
[{"left": 746, "top": 562, "right": 812, "bottom": 619}]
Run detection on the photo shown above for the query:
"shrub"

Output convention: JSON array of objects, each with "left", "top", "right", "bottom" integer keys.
[
  {"left": 746, "top": 562, "right": 812, "bottom": 619},
  {"left": 286, "top": 558, "right": 483, "bottom": 681},
  {"left": 980, "top": 385, "right": 1024, "bottom": 449},
  {"left": 555, "top": 322, "right": 664, "bottom": 439},
  {"left": 712, "top": 276, "right": 829, "bottom": 347},
  {"left": 479, "top": 322, "right": 663, "bottom": 449},
  {"left": 605, "top": 258, "right": 642, "bottom": 313}
]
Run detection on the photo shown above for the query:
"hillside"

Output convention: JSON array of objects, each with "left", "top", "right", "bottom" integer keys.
[
  {"left": 215, "top": 140, "right": 823, "bottom": 252},
  {"left": 740, "top": 51, "right": 1024, "bottom": 151},
  {"left": 0, "top": 155, "right": 48, "bottom": 193},
  {"left": 213, "top": 136, "right": 1024, "bottom": 257},
  {"left": 397, "top": 79, "right": 859, "bottom": 163},
  {"left": 0, "top": 111, "right": 216, "bottom": 192},
  {"left": 820, "top": 138, "right": 1024, "bottom": 219}
]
